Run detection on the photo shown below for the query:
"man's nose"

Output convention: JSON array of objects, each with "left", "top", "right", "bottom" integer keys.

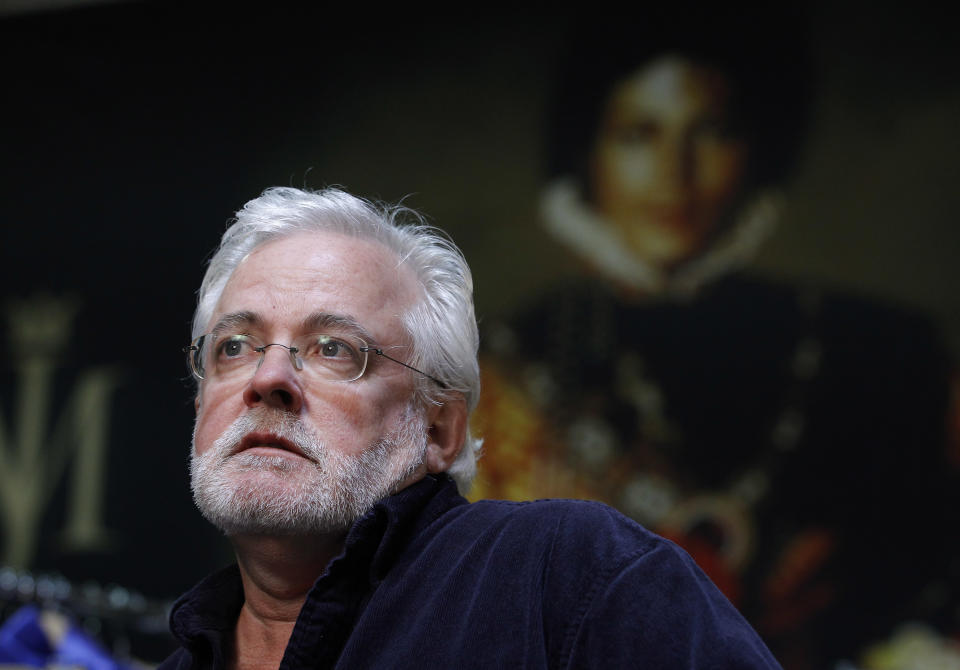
[{"left": 242, "top": 345, "right": 304, "bottom": 412}]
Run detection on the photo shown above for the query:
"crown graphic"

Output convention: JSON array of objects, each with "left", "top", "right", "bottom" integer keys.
[{"left": 5, "top": 294, "right": 81, "bottom": 358}]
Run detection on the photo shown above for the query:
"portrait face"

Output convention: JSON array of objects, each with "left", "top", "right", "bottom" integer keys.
[
  {"left": 589, "top": 56, "right": 749, "bottom": 269},
  {"left": 190, "top": 231, "right": 429, "bottom": 536}
]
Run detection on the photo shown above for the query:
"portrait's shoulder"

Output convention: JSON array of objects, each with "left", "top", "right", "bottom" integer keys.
[
  {"left": 818, "top": 285, "right": 945, "bottom": 346},
  {"left": 725, "top": 274, "right": 946, "bottom": 342},
  {"left": 718, "top": 273, "right": 951, "bottom": 365},
  {"left": 799, "top": 281, "right": 953, "bottom": 390},
  {"left": 479, "top": 277, "right": 606, "bottom": 359}
]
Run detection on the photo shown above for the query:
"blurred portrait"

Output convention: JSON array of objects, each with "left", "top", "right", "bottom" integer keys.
[{"left": 474, "top": 5, "right": 960, "bottom": 668}]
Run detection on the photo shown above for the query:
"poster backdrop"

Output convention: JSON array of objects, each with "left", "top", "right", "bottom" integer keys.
[{"left": 1, "top": 2, "right": 958, "bottom": 667}]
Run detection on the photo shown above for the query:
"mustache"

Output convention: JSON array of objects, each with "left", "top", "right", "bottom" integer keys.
[{"left": 210, "top": 407, "right": 325, "bottom": 463}]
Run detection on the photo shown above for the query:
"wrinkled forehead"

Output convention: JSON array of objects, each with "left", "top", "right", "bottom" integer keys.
[{"left": 211, "top": 231, "right": 421, "bottom": 343}]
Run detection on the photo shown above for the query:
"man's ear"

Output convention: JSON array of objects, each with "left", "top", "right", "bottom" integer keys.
[{"left": 423, "top": 393, "right": 467, "bottom": 474}]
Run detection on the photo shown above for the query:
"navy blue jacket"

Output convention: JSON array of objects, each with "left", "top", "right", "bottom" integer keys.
[{"left": 160, "top": 475, "right": 780, "bottom": 669}]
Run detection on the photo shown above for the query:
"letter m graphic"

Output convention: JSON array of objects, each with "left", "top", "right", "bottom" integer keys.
[{"left": 0, "top": 297, "right": 121, "bottom": 568}]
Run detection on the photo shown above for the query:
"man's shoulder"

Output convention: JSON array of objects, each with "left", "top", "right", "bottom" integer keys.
[
  {"left": 407, "top": 494, "right": 713, "bottom": 618},
  {"left": 434, "top": 496, "right": 674, "bottom": 571},
  {"left": 433, "top": 495, "right": 755, "bottom": 620},
  {"left": 412, "top": 496, "right": 780, "bottom": 668}
]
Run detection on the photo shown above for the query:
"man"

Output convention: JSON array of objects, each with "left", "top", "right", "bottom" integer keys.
[{"left": 161, "top": 186, "right": 780, "bottom": 669}]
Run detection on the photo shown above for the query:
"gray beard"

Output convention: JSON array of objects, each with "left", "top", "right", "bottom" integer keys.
[{"left": 190, "top": 404, "right": 426, "bottom": 536}]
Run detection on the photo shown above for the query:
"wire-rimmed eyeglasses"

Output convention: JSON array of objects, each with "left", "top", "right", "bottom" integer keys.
[{"left": 184, "top": 331, "right": 445, "bottom": 387}]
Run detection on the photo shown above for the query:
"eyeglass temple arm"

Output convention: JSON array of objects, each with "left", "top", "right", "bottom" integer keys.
[{"left": 359, "top": 346, "right": 447, "bottom": 388}]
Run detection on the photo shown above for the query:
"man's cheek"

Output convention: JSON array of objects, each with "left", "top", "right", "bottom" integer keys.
[
  {"left": 193, "top": 407, "right": 226, "bottom": 456},
  {"left": 193, "top": 386, "right": 237, "bottom": 452}
]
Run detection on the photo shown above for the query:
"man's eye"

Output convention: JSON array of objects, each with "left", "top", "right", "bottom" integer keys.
[
  {"left": 316, "top": 336, "right": 353, "bottom": 359},
  {"left": 218, "top": 337, "right": 249, "bottom": 358}
]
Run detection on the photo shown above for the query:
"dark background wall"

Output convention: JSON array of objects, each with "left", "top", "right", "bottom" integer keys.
[
  {"left": 0, "top": 0, "right": 957, "bottom": 663},
  {"left": 3, "top": 1, "right": 957, "bottom": 345}
]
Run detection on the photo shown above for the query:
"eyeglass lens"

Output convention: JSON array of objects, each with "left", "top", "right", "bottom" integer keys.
[{"left": 189, "top": 332, "right": 369, "bottom": 382}]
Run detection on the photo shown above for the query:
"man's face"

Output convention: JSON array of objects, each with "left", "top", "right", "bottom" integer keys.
[{"left": 190, "top": 231, "right": 428, "bottom": 536}]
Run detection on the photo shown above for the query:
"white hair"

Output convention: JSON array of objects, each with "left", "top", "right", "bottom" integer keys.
[{"left": 191, "top": 186, "right": 481, "bottom": 493}]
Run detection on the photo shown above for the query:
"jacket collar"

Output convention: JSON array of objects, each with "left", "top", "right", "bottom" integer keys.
[{"left": 168, "top": 474, "right": 465, "bottom": 651}]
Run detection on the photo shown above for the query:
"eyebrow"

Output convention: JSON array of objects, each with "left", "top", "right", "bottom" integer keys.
[
  {"left": 208, "top": 310, "right": 382, "bottom": 346},
  {"left": 301, "top": 312, "right": 378, "bottom": 345},
  {"left": 209, "top": 311, "right": 261, "bottom": 338}
]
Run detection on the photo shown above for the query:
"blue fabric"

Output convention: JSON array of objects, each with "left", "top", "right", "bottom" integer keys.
[
  {"left": 0, "top": 605, "right": 51, "bottom": 665},
  {"left": 0, "top": 604, "right": 135, "bottom": 669},
  {"left": 160, "top": 475, "right": 781, "bottom": 669},
  {"left": 56, "top": 625, "right": 136, "bottom": 670}
]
